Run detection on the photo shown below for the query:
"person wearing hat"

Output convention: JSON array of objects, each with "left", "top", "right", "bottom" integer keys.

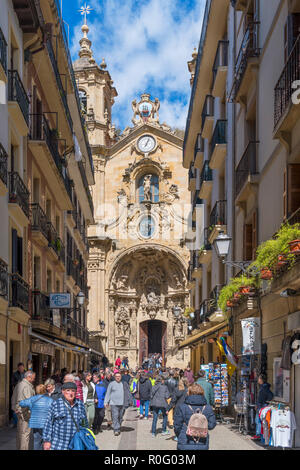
[{"left": 43, "top": 382, "right": 88, "bottom": 451}]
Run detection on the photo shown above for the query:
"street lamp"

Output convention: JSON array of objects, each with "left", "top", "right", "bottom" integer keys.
[
  {"left": 173, "top": 306, "right": 182, "bottom": 318},
  {"left": 99, "top": 320, "right": 105, "bottom": 330},
  {"left": 213, "top": 231, "right": 252, "bottom": 273},
  {"left": 77, "top": 291, "right": 85, "bottom": 306}
]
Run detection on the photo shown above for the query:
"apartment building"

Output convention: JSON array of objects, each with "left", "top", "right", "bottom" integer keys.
[
  {"left": 0, "top": 0, "right": 95, "bottom": 427},
  {"left": 181, "top": 0, "right": 300, "bottom": 446}
]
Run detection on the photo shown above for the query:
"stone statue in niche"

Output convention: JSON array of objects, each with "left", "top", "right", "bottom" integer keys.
[
  {"left": 174, "top": 318, "right": 185, "bottom": 339},
  {"left": 143, "top": 175, "right": 152, "bottom": 201},
  {"left": 116, "top": 306, "right": 130, "bottom": 338}
]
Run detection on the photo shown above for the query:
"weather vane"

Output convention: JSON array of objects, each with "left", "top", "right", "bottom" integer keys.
[{"left": 79, "top": 3, "right": 93, "bottom": 25}]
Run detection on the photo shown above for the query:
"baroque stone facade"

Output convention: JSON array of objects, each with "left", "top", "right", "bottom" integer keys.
[{"left": 74, "top": 25, "right": 191, "bottom": 368}]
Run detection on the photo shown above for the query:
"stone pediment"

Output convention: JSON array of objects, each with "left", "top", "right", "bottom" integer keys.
[{"left": 107, "top": 122, "right": 183, "bottom": 158}]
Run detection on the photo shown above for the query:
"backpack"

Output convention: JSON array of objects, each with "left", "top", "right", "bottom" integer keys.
[{"left": 186, "top": 405, "right": 208, "bottom": 442}]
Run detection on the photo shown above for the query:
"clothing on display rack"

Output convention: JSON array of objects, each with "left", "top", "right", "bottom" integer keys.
[{"left": 259, "top": 402, "right": 297, "bottom": 448}]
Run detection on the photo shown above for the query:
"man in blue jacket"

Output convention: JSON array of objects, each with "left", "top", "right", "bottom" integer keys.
[{"left": 94, "top": 376, "right": 107, "bottom": 434}]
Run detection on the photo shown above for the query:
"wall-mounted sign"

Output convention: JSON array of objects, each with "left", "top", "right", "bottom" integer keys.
[
  {"left": 52, "top": 309, "right": 61, "bottom": 328},
  {"left": 31, "top": 341, "right": 54, "bottom": 356},
  {"left": 50, "top": 293, "right": 71, "bottom": 309},
  {"left": 241, "top": 317, "right": 261, "bottom": 355}
]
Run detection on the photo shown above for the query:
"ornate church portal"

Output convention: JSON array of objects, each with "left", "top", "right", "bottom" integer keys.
[{"left": 73, "top": 25, "right": 191, "bottom": 368}]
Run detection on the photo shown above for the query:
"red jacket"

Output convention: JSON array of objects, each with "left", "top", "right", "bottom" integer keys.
[{"left": 115, "top": 358, "right": 121, "bottom": 367}]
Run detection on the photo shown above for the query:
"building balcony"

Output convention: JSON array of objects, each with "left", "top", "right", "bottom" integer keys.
[
  {"left": 31, "top": 291, "right": 65, "bottom": 336},
  {"left": 11, "top": 0, "right": 40, "bottom": 34},
  {"left": 9, "top": 273, "right": 29, "bottom": 313},
  {"left": 8, "top": 70, "right": 30, "bottom": 136},
  {"left": 66, "top": 255, "right": 77, "bottom": 286},
  {"left": 187, "top": 261, "right": 196, "bottom": 290},
  {"left": 192, "top": 190, "right": 202, "bottom": 221},
  {"left": 199, "top": 161, "right": 213, "bottom": 200},
  {"left": 9, "top": 172, "right": 30, "bottom": 224},
  {"left": 208, "top": 284, "right": 225, "bottom": 320},
  {"left": 194, "top": 134, "right": 204, "bottom": 169},
  {"left": 191, "top": 309, "right": 201, "bottom": 331},
  {"left": 78, "top": 160, "right": 94, "bottom": 217},
  {"left": 201, "top": 95, "right": 214, "bottom": 140},
  {"left": 198, "top": 228, "right": 212, "bottom": 265},
  {"left": 199, "top": 299, "right": 210, "bottom": 324},
  {"left": 30, "top": 203, "right": 49, "bottom": 247},
  {"left": 233, "top": 22, "right": 260, "bottom": 102},
  {"left": 209, "top": 120, "right": 227, "bottom": 170},
  {"left": 188, "top": 164, "right": 197, "bottom": 192},
  {"left": 0, "top": 27, "right": 7, "bottom": 82},
  {"left": 47, "top": 222, "right": 65, "bottom": 268},
  {"left": 235, "top": 141, "right": 259, "bottom": 206},
  {"left": 212, "top": 40, "right": 228, "bottom": 98},
  {"left": 208, "top": 200, "right": 227, "bottom": 244},
  {"left": 29, "top": 114, "right": 73, "bottom": 211},
  {"left": 0, "top": 143, "right": 8, "bottom": 196},
  {"left": 274, "top": 35, "right": 300, "bottom": 141},
  {"left": 0, "top": 259, "right": 8, "bottom": 309}
]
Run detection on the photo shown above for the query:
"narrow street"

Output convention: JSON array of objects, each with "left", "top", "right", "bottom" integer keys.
[{"left": 0, "top": 407, "right": 262, "bottom": 451}]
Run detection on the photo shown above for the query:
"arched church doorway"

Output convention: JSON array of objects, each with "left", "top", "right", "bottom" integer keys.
[{"left": 139, "top": 320, "right": 167, "bottom": 366}]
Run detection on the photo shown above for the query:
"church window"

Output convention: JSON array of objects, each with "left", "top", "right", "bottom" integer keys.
[{"left": 138, "top": 174, "right": 159, "bottom": 203}]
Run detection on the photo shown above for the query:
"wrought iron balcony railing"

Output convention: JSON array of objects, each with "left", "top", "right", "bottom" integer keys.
[
  {"left": 0, "top": 142, "right": 8, "bottom": 188},
  {"left": 10, "top": 273, "right": 29, "bottom": 313},
  {"left": 194, "top": 133, "right": 204, "bottom": 159},
  {"left": 201, "top": 95, "right": 214, "bottom": 132},
  {"left": 32, "top": 291, "right": 51, "bottom": 322},
  {"left": 208, "top": 200, "right": 227, "bottom": 238},
  {"left": 208, "top": 285, "right": 225, "bottom": 316},
  {"left": 8, "top": 70, "right": 30, "bottom": 125},
  {"left": 202, "top": 227, "right": 212, "bottom": 250},
  {"left": 30, "top": 203, "right": 49, "bottom": 241},
  {"left": 235, "top": 141, "right": 258, "bottom": 198},
  {"left": 45, "top": 39, "right": 73, "bottom": 133},
  {"left": 210, "top": 120, "right": 227, "bottom": 156},
  {"left": 199, "top": 299, "right": 210, "bottom": 322},
  {"left": 199, "top": 161, "right": 213, "bottom": 190},
  {"left": 234, "top": 22, "right": 260, "bottom": 98},
  {"left": 9, "top": 172, "right": 30, "bottom": 219},
  {"left": 212, "top": 40, "right": 229, "bottom": 88},
  {"left": 0, "top": 27, "right": 7, "bottom": 74},
  {"left": 0, "top": 258, "right": 8, "bottom": 300},
  {"left": 274, "top": 34, "right": 300, "bottom": 129}
]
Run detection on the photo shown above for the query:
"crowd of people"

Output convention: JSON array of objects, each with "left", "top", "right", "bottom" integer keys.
[{"left": 9, "top": 359, "right": 221, "bottom": 451}]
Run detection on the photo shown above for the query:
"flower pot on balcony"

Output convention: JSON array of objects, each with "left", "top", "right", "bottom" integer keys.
[
  {"left": 288, "top": 240, "right": 300, "bottom": 254},
  {"left": 227, "top": 301, "right": 235, "bottom": 308},
  {"left": 260, "top": 268, "right": 272, "bottom": 280},
  {"left": 239, "top": 286, "right": 252, "bottom": 295},
  {"left": 234, "top": 292, "right": 241, "bottom": 300}
]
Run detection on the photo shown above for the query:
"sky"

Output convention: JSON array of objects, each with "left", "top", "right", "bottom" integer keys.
[{"left": 60, "top": 0, "right": 205, "bottom": 131}]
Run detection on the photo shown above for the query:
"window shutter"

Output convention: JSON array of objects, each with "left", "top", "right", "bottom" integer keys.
[
  {"left": 252, "top": 210, "right": 258, "bottom": 260},
  {"left": 283, "top": 167, "right": 287, "bottom": 220},
  {"left": 288, "top": 164, "right": 300, "bottom": 217},
  {"left": 287, "top": 14, "right": 300, "bottom": 57},
  {"left": 17, "top": 236, "right": 23, "bottom": 277},
  {"left": 11, "top": 229, "right": 18, "bottom": 274},
  {"left": 243, "top": 224, "right": 253, "bottom": 261}
]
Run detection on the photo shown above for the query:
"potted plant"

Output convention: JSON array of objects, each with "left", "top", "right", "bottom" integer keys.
[{"left": 183, "top": 307, "right": 195, "bottom": 318}]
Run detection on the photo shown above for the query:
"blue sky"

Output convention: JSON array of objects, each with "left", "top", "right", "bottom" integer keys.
[{"left": 59, "top": 0, "right": 205, "bottom": 130}]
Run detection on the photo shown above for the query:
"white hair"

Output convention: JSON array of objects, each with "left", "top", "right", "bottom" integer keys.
[
  {"left": 63, "top": 374, "right": 75, "bottom": 382},
  {"left": 24, "top": 371, "right": 35, "bottom": 378}
]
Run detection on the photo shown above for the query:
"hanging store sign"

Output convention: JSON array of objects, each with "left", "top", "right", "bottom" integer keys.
[
  {"left": 52, "top": 309, "right": 61, "bottom": 328},
  {"left": 50, "top": 293, "right": 71, "bottom": 309},
  {"left": 241, "top": 317, "right": 261, "bottom": 355},
  {"left": 31, "top": 341, "right": 55, "bottom": 356}
]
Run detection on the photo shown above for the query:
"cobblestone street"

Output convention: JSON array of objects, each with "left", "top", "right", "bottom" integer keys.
[{"left": 0, "top": 407, "right": 263, "bottom": 451}]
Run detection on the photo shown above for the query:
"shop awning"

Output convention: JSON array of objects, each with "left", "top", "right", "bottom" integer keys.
[
  {"left": 179, "top": 321, "right": 228, "bottom": 349},
  {"left": 29, "top": 330, "right": 89, "bottom": 354}
]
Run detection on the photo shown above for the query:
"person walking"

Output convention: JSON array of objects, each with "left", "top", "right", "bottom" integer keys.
[
  {"left": 115, "top": 356, "right": 122, "bottom": 368},
  {"left": 174, "top": 383, "right": 216, "bottom": 450},
  {"left": 93, "top": 376, "right": 107, "bottom": 435},
  {"left": 138, "top": 373, "right": 152, "bottom": 419},
  {"left": 121, "top": 369, "right": 131, "bottom": 385},
  {"left": 167, "top": 377, "right": 189, "bottom": 440},
  {"left": 43, "top": 382, "right": 88, "bottom": 450},
  {"left": 44, "top": 378, "right": 61, "bottom": 401},
  {"left": 150, "top": 376, "right": 170, "bottom": 437},
  {"left": 103, "top": 369, "right": 114, "bottom": 429},
  {"left": 12, "top": 371, "right": 36, "bottom": 450},
  {"left": 165, "top": 370, "right": 178, "bottom": 428},
  {"left": 82, "top": 371, "right": 97, "bottom": 429},
  {"left": 19, "top": 384, "right": 53, "bottom": 450},
  {"left": 196, "top": 370, "right": 214, "bottom": 406},
  {"left": 184, "top": 366, "right": 195, "bottom": 384},
  {"left": 104, "top": 371, "right": 132, "bottom": 436}
]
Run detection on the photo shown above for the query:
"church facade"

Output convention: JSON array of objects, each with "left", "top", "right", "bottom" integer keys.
[{"left": 74, "top": 23, "right": 191, "bottom": 368}]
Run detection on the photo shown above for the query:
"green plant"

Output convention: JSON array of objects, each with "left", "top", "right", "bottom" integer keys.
[
  {"left": 183, "top": 307, "right": 195, "bottom": 318},
  {"left": 218, "top": 276, "right": 256, "bottom": 313}
]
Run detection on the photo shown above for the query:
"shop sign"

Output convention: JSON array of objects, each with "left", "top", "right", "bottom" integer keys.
[
  {"left": 50, "top": 293, "right": 71, "bottom": 309},
  {"left": 31, "top": 341, "right": 55, "bottom": 356},
  {"left": 52, "top": 309, "right": 61, "bottom": 328},
  {"left": 241, "top": 317, "right": 261, "bottom": 355}
]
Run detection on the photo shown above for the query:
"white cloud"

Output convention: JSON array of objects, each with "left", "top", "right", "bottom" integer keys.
[{"left": 71, "top": 0, "right": 205, "bottom": 130}]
